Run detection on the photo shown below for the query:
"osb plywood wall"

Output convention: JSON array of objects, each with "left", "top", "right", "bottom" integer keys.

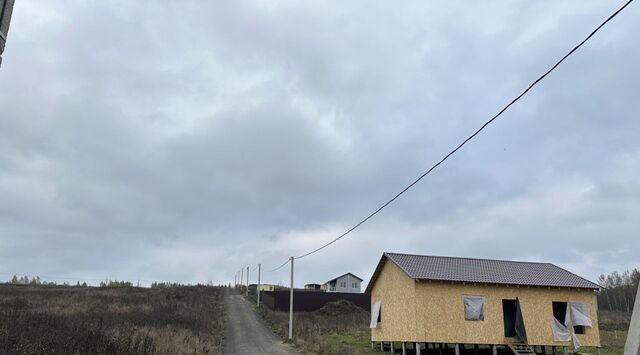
[
  {"left": 370, "top": 260, "right": 600, "bottom": 347},
  {"left": 414, "top": 281, "right": 599, "bottom": 346},
  {"left": 370, "top": 260, "right": 417, "bottom": 342}
]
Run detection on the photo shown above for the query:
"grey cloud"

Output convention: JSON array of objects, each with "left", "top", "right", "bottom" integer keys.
[{"left": 0, "top": 1, "right": 638, "bottom": 285}]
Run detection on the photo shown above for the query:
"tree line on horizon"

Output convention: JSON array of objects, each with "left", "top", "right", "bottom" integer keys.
[
  {"left": 5, "top": 275, "right": 221, "bottom": 288},
  {"left": 597, "top": 269, "right": 640, "bottom": 313}
]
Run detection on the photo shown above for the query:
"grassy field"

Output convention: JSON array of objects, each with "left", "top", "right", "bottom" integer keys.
[
  {"left": 579, "top": 311, "right": 630, "bottom": 355},
  {"left": 0, "top": 285, "right": 225, "bottom": 355},
  {"left": 255, "top": 299, "right": 375, "bottom": 354}
]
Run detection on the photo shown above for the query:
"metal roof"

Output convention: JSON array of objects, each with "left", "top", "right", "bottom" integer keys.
[{"left": 365, "top": 252, "right": 600, "bottom": 293}]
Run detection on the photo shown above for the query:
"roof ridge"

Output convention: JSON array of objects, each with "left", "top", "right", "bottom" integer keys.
[{"left": 384, "top": 251, "right": 556, "bottom": 266}]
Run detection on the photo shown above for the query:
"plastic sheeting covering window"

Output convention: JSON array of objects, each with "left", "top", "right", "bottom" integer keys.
[
  {"left": 570, "top": 302, "right": 592, "bottom": 327},
  {"left": 370, "top": 301, "right": 381, "bottom": 329},
  {"left": 463, "top": 296, "right": 485, "bottom": 321},
  {"left": 551, "top": 317, "right": 572, "bottom": 342},
  {"left": 551, "top": 302, "right": 592, "bottom": 349}
]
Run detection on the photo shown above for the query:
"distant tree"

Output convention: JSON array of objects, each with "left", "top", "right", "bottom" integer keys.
[
  {"left": 598, "top": 268, "right": 640, "bottom": 313},
  {"left": 10, "top": 275, "right": 18, "bottom": 284},
  {"left": 100, "top": 280, "right": 133, "bottom": 288}
]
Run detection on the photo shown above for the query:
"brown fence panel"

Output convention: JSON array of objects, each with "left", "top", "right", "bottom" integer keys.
[{"left": 260, "top": 290, "right": 370, "bottom": 312}]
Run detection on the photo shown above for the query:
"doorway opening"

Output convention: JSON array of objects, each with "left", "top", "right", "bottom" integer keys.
[{"left": 502, "top": 299, "right": 517, "bottom": 337}]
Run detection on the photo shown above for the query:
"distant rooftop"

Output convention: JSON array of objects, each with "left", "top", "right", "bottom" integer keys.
[{"left": 366, "top": 252, "right": 600, "bottom": 293}]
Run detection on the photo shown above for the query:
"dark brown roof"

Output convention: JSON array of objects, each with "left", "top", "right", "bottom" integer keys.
[{"left": 365, "top": 252, "right": 600, "bottom": 293}]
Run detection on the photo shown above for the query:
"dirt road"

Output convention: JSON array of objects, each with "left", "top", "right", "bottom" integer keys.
[{"left": 224, "top": 290, "right": 299, "bottom": 355}]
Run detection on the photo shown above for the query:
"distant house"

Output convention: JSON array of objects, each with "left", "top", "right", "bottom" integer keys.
[
  {"left": 366, "top": 252, "right": 601, "bottom": 354},
  {"left": 304, "top": 283, "right": 322, "bottom": 290},
  {"left": 256, "top": 284, "right": 277, "bottom": 292},
  {"left": 322, "top": 273, "right": 363, "bottom": 293}
]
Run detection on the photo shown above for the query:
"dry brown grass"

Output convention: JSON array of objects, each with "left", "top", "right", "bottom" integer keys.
[
  {"left": 0, "top": 285, "right": 225, "bottom": 355},
  {"left": 256, "top": 299, "right": 374, "bottom": 354},
  {"left": 579, "top": 310, "right": 630, "bottom": 355}
]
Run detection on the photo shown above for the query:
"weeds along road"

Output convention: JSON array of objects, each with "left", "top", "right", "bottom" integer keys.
[{"left": 224, "top": 289, "right": 299, "bottom": 355}]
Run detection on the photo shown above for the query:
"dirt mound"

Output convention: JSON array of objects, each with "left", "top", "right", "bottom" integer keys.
[{"left": 314, "top": 300, "right": 367, "bottom": 317}]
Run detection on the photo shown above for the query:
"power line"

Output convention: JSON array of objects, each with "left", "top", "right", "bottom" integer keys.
[
  {"left": 264, "top": 258, "right": 290, "bottom": 273},
  {"left": 264, "top": 0, "right": 634, "bottom": 269}
]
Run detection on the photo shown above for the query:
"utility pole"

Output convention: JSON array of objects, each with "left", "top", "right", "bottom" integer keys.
[
  {"left": 240, "top": 268, "right": 243, "bottom": 291},
  {"left": 624, "top": 283, "right": 640, "bottom": 355},
  {"left": 246, "top": 266, "right": 249, "bottom": 297},
  {"left": 257, "top": 263, "right": 261, "bottom": 307},
  {"left": 0, "top": 0, "right": 16, "bottom": 68},
  {"left": 234, "top": 274, "right": 237, "bottom": 287},
  {"left": 289, "top": 256, "right": 294, "bottom": 340}
]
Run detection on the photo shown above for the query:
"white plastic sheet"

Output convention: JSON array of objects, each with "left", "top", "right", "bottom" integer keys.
[
  {"left": 571, "top": 332, "right": 582, "bottom": 350},
  {"left": 370, "top": 301, "right": 381, "bottom": 328},
  {"left": 551, "top": 317, "right": 571, "bottom": 342},
  {"left": 570, "top": 302, "right": 593, "bottom": 327},
  {"left": 463, "top": 296, "right": 485, "bottom": 321}
]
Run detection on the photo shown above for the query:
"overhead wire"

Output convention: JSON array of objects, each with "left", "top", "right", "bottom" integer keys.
[
  {"left": 262, "top": 0, "right": 634, "bottom": 269},
  {"left": 264, "top": 258, "right": 290, "bottom": 273}
]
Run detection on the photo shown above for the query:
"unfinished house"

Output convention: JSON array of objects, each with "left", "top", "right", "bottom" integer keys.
[{"left": 366, "top": 252, "right": 601, "bottom": 355}]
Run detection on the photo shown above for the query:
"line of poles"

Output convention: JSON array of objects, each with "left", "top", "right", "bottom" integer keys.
[{"left": 234, "top": 257, "right": 295, "bottom": 339}]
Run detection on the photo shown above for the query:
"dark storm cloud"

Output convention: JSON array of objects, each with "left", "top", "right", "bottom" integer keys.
[{"left": 0, "top": 1, "right": 638, "bottom": 285}]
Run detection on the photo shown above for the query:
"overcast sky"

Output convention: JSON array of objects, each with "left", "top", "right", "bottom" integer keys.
[{"left": 0, "top": 1, "right": 638, "bottom": 287}]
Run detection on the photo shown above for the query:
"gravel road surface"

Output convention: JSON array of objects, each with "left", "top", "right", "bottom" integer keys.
[{"left": 224, "top": 290, "right": 299, "bottom": 355}]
